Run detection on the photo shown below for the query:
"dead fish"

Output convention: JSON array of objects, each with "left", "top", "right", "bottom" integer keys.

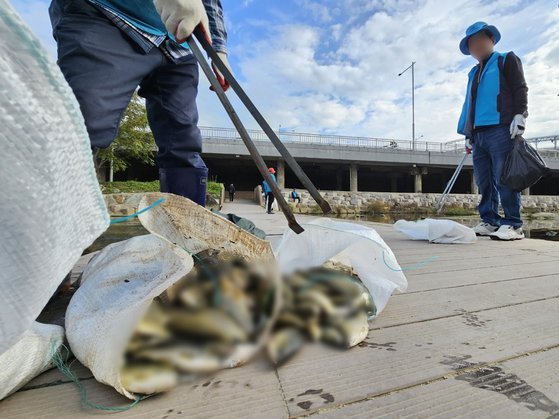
[
  {"left": 332, "top": 311, "right": 369, "bottom": 348},
  {"left": 266, "top": 328, "right": 305, "bottom": 365},
  {"left": 297, "top": 289, "right": 338, "bottom": 317},
  {"left": 178, "top": 285, "right": 209, "bottom": 310},
  {"left": 284, "top": 272, "right": 308, "bottom": 290},
  {"left": 306, "top": 317, "right": 322, "bottom": 342},
  {"left": 135, "top": 345, "right": 223, "bottom": 374},
  {"left": 328, "top": 291, "right": 374, "bottom": 318},
  {"left": 295, "top": 301, "right": 321, "bottom": 319},
  {"left": 321, "top": 326, "right": 346, "bottom": 347},
  {"left": 120, "top": 363, "right": 179, "bottom": 394},
  {"left": 223, "top": 266, "right": 250, "bottom": 290},
  {"left": 126, "top": 333, "right": 170, "bottom": 353},
  {"left": 168, "top": 308, "right": 248, "bottom": 343},
  {"left": 353, "top": 291, "right": 375, "bottom": 317},
  {"left": 217, "top": 274, "right": 255, "bottom": 334},
  {"left": 162, "top": 270, "right": 197, "bottom": 303},
  {"left": 275, "top": 312, "right": 307, "bottom": 330},
  {"left": 321, "top": 276, "right": 364, "bottom": 298},
  {"left": 134, "top": 300, "right": 171, "bottom": 340},
  {"left": 281, "top": 283, "right": 295, "bottom": 311}
]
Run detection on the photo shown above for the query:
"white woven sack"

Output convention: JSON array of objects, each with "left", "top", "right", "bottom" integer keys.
[
  {"left": 0, "top": 322, "right": 64, "bottom": 400},
  {"left": 65, "top": 234, "right": 194, "bottom": 400},
  {"left": 0, "top": 2, "right": 109, "bottom": 352}
]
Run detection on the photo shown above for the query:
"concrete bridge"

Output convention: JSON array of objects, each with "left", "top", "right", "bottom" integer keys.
[{"left": 198, "top": 127, "right": 559, "bottom": 195}]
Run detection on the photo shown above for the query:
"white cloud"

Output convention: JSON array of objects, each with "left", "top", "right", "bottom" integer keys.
[
  {"left": 11, "top": 0, "right": 559, "bottom": 141},
  {"left": 197, "top": 0, "right": 559, "bottom": 141}
]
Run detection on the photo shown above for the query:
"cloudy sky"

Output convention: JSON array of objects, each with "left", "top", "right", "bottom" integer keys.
[{"left": 11, "top": 0, "right": 559, "bottom": 142}]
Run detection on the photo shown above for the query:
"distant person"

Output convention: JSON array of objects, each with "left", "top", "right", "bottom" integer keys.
[
  {"left": 262, "top": 167, "right": 277, "bottom": 214},
  {"left": 228, "top": 183, "right": 235, "bottom": 202},
  {"left": 457, "top": 22, "right": 528, "bottom": 241},
  {"left": 291, "top": 188, "right": 301, "bottom": 206}
]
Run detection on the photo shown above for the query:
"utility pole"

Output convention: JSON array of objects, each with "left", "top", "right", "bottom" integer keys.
[{"left": 398, "top": 61, "right": 416, "bottom": 150}]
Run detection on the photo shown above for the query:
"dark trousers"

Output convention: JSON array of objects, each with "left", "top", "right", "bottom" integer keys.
[
  {"left": 266, "top": 193, "right": 274, "bottom": 213},
  {"left": 472, "top": 125, "right": 522, "bottom": 228},
  {"left": 229, "top": 192, "right": 235, "bottom": 202},
  {"left": 49, "top": 0, "right": 208, "bottom": 204}
]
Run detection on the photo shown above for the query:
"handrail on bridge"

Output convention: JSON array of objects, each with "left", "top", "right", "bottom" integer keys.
[{"left": 199, "top": 126, "right": 559, "bottom": 157}]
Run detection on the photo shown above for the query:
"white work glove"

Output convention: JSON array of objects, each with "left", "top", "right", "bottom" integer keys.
[
  {"left": 510, "top": 114, "right": 526, "bottom": 139},
  {"left": 210, "top": 52, "right": 232, "bottom": 92},
  {"left": 153, "top": 0, "right": 211, "bottom": 44},
  {"left": 465, "top": 138, "right": 472, "bottom": 154}
]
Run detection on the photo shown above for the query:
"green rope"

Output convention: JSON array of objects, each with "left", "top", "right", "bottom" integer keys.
[
  {"left": 110, "top": 198, "right": 165, "bottom": 224},
  {"left": 49, "top": 342, "right": 144, "bottom": 411}
]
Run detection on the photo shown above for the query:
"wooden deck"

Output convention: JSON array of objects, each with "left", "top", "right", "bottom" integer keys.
[{"left": 2, "top": 199, "right": 559, "bottom": 418}]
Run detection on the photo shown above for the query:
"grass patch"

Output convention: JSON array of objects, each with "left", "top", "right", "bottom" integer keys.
[
  {"left": 440, "top": 205, "right": 476, "bottom": 216},
  {"left": 366, "top": 200, "right": 390, "bottom": 214},
  {"left": 101, "top": 180, "right": 160, "bottom": 194},
  {"left": 101, "top": 180, "right": 224, "bottom": 199},
  {"left": 207, "top": 181, "right": 223, "bottom": 199}
]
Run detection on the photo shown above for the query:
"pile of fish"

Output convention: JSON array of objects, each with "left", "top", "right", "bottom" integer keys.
[
  {"left": 266, "top": 264, "right": 375, "bottom": 365},
  {"left": 120, "top": 249, "right": 277, "bottom": 395},
  {"left": 119, "top": 251, "right": 375, "bottom": 394}
]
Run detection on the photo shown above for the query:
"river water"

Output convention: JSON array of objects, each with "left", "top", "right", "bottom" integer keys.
[{"left": 84, "top": 212, "right": 559, "bottom": 255}]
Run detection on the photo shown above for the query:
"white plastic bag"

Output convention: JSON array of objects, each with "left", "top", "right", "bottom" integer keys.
[
  {"left": 0, "top": 1, "right": 109, "bottom": 353},
  {"left": 275, "top": 218, "right": 407, "bottom": 315},
  {"left": 394, "top": 218, "right": 476, "bottom": 244},
  {"left": 0, "top": 322, "right": 64, "bottom": 400},
  {"left": 66, "top": 234, "right": 194, "bottom": 400}
]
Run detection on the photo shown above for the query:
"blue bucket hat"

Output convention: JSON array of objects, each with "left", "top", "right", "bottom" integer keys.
[{"left": 460, "top": 21, "right": 501, "bottom": 55}]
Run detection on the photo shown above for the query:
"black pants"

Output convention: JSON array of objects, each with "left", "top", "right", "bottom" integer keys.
[
  {"left": 229, "top": 192, "right": 235, "bottom": 202},
  {"left": 266, "top": 193, "right": 274, "bottom": 213}
]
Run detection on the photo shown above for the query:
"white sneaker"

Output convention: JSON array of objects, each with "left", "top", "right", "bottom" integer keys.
[
  {"left": 490, "top": 225, "right": 525, "bottom": 241},
  {"left": 473, "top": 222, "right": 498, "bottom": 236}
]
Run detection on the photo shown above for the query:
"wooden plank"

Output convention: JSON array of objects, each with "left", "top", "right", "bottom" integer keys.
[
  {"left": 403, "top": 260, "right": 559, "bottom": 292},
  {"left": 0, "top": 357, "right": 287, "bottom": 419},
  {"left": 374, "top": 274, "right": 559, "bottom": 329},
  {"left": 275, "top": 298, "right": 559, "bottom": 417},
  {"left": 398, "top": 254, "right": 556, "bottom": 276},
  {"left": 316, "top": 346, "right": 559, "bottom": 418}
]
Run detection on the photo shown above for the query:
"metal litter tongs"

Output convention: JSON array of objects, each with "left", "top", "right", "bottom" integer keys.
[
  {"left": 187, "top": 29, "right": 332, "bottom": 234},
  {"left": 436, "top": 153, "right": 469, "bottom": 213}
]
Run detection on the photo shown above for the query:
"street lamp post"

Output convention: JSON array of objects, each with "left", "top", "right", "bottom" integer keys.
[{"left": 398, "top": 61, "right": 416, "bottom": 150}]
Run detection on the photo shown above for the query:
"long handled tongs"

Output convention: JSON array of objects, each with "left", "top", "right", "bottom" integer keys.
[
  {"left": 187, "top": 29, "right": 332, "bottom": 234},
  {"left": 436, "top": 153, "right": 468, "bottom": 213}
]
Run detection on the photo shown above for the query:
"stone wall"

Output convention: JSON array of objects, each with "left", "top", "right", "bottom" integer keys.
[
  {"left": 104, "top": 191, "right": 559, "bottom": 217},
  {"left": 104, "top": 193, "right": 144, "bottom": 216},
  {"left": 279, "top": 190, "right": 559, "bottom": 214}
]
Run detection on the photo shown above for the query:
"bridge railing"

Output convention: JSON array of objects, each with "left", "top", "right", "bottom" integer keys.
[
  {"left": 199, "top": 126, "right": 454, "bottom": 153},
  {"left": 199, "top": 126, "right": 559, "bottom": 157}
]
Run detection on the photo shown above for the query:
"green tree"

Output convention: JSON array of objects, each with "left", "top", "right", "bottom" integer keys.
[{"left": 95, "top": 93, "right": 156, "bottom": 176}]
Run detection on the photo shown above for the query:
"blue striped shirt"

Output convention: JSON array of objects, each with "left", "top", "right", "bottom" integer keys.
[{"left": 87, "top": 0, "right": 227, "bottom": 63}]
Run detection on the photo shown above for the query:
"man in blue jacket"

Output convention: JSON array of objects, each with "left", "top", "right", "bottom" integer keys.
[
  {"left": 457, "top": 22, "right": 529, "bottom": 241},
  {"left": 49, "top": 0, "right": 231, "bottom": 206},
  {"left": 262, "top": 167, "right": 277, "bottom": 214}
]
